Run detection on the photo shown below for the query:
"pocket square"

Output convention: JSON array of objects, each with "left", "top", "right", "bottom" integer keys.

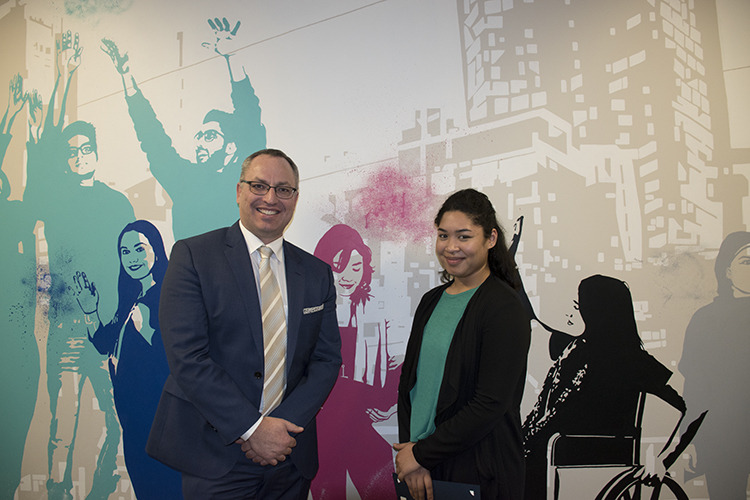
[{"left": 303, "top": 304, "right": 324, "bottom": 314}]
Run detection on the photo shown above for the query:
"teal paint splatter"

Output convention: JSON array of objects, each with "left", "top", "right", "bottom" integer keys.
[{"left": 65, "top": 0, "right": 134, "bottom": 18}]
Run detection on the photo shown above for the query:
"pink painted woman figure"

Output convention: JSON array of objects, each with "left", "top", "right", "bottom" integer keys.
[{"left": 311, "top": 224, "right": 398, "bottom": 499}]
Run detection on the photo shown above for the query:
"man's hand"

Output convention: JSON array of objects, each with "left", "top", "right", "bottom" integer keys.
[
  {"left": 234, "top": 438, "right": 268, "bottom": 465},
  {"left": 205, "top": 17, "right": 242, "bottom": 57},
  {"left": 237, "top": 417, "right": 303, "bottom": 466},
  {"left": 202, "top": 17, "right": 246, "bottom": 81},
  {"left": 404, "top": 467, "right": 434, "bottom": 500},
  {"left": 101, "top": 38, "right": 130, "bottom": 75}
]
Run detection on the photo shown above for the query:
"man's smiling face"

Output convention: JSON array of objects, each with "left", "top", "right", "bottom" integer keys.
[{"left": 236, "top": 154, "right": 299, "bottom": 244}]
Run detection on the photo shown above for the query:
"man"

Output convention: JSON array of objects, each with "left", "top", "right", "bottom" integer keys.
[
  {"left": 147, "top": 149, "right": 341, "bottom": 499},
  {"left": 38, "top": 121, "right": 134, "bottom": 499},
  {"left": 102, "top": 17, "right": 266, "bottom": 240}
]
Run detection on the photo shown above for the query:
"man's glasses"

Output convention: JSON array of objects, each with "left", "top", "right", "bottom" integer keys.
[
  {"left": 240, "top": 180, "right": 298, "bottom": 199},
  {"left": 194, "top": 130, "right": 223, "bottom": 142},
  {"left": 69, "top": 144, "right": 94, "bottom": 158}
]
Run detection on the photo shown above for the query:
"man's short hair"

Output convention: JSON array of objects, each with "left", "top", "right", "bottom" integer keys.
[
  {"left": 203, "top": 109, "right": 236, "bottom": 144},
  {"left": 241, "top": 149, "right": 300, "bottom": 188},
  {"left": 62, "top": 121, "right": 98, "bottom": 156}
]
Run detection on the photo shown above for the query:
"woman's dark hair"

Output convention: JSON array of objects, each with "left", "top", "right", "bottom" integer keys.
[
  {"left": 114, "top": 220, "right": 169, "bottom": 322},
  {"left": 314, "top": 224, "right": 374, "bottom": 314},
  {"left": 714, "top": 231, "right": 750, "bottom": 297},
  {"left": 434, "top": 188, "right": 520, "bottom": 290},
  {"left": 577, "top": 274, "right": 642, "bottom": 351}
]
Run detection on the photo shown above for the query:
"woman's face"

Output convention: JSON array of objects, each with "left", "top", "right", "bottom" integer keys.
[
  {"left": 120, "top": 231, "right": 155, "bottom": 281},
  {"left": 333, "top": 249, "right": 364, "bottom": 298},
  {"left": 544, "top": 287, "right": 585, "bottom": 336},
  {"left": 435, "top": 210, "right": 497, "bottom": 288},
  {"left": 727, "top": 245, "right": 750, "bottom": 297}
]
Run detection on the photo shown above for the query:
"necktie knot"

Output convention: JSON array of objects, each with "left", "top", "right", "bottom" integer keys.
[{"left": 259, "top": 245, "right": 273, "bottom": 261}]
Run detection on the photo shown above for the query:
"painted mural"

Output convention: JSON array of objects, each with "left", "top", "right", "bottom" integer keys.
[{"left": 0, "top": 0, "right": 748, "bottom": 499}]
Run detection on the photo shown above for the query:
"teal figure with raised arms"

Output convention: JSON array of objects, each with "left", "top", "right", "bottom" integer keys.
[
  {"left": 102, "top": 16, "right": 267, "bottom": 240},
  {"left": 0, "top": 74, "right": 40, "bottom": 500},
  {"left": 25, "top": 33, "right": 135, "bottom": 500}
]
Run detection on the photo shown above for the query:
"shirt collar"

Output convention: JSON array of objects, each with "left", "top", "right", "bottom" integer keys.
[{"left": 238, "top": 222, "right": 285, "bottom": 262}]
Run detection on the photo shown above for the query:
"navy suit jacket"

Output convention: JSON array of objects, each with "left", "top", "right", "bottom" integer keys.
[{"left": 146, "top": 221, "right": 341, "bottom": 480}]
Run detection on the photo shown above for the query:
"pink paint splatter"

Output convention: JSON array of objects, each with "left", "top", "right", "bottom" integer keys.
[{"left": 349, "top": 165, "right": 438, "bottom": 242}]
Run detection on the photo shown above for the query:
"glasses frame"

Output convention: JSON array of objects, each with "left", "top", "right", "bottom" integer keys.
[
  {"left": 68, "top": 144, "right": 95, "bottom": 158},
  {"left": 194, "top": 129, "right": 224, "bottom": 142},
  {"left": 239, "top": 180, "right": 298, "bottom": 200}
]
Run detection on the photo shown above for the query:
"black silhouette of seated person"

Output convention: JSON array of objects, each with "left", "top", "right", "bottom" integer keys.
[{"left": 522, "top": 275, "right": 685, "bottom": 500}]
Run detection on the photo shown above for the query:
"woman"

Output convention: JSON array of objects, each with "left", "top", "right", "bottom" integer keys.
[
  {"left": 311, "top": 224, "right": 398, "bottom": 499},
  {"left": 74, "top": 220, "right": 183, "bottom": 499},
  {"left": 679, "top": 232, "right": 750, "bottom": 499},
  {"left": 395, "top": 189, "right": 531, "bottom": 500},
  {"left": 313, "top": 224, "right": 376, "bottom": 382},
  {"left": 522, "top": 274, "right": 686, "bottom": 500}
]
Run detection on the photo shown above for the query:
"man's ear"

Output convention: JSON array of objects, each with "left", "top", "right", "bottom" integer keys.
[{"left": 224, "top": 142, "right": 237, "bottom": 165}]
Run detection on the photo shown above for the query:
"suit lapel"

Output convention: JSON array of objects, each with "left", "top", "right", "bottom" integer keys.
[
  {"left": 283, "top": 241, "right": 304, "bottom": 372},
  {"left": 224, "top": 223, "right": 264, "bottom": 355}
]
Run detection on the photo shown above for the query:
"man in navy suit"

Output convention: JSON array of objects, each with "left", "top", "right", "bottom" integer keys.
[{"left": 147, "top": 149, "right": 341, "bottom": 499}]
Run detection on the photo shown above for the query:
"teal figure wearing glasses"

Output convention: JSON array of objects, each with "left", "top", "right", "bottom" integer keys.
[
  {"left": 102, "top": 16, "right": 266, "bottom": 240},
  {"left": 38, "top": 120, "right": 135, "bottom": 499}
]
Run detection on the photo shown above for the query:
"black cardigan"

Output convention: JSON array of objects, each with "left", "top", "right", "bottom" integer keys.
[{"left": 398, "top": 275, "right": 531, "bottom": 500}]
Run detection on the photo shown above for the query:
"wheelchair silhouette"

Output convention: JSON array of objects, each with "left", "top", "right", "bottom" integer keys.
[{"left": 546, "top": 393, "right": 707, "bottom": 500}]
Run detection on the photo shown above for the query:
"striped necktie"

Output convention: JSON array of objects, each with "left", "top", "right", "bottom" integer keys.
[{"left": 258, "top": 246, "right": 286, "bottom": 414}]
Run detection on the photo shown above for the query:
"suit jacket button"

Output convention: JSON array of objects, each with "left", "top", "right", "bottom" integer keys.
[{"left": 254, "top": 372, "right": 262, "bottom": 379}]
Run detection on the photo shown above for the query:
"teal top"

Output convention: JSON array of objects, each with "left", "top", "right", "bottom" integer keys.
[{"left": 409, "top": 286, "right": 478, "bottom": 441}]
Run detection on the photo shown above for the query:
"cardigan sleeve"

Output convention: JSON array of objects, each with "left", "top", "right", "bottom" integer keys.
[{"left": 412, "top": 279, "right": 531, "bottom": 469}]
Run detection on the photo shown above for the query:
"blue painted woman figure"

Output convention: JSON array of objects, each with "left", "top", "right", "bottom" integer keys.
[{"left": 74, "top": 220, "right": 183, "bottom": 499}]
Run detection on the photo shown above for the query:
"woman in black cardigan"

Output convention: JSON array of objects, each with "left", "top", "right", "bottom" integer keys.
[{"left": 395, "top": 189, "right": 531, "bottom": 500}]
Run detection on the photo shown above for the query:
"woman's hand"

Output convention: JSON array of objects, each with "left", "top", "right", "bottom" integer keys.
[
  {"left": 73, "top": 271, "right": 98, "bottom": 314},
  {"left": 393, "top": 441, "right": 422, "bottom": 479},
  {"left": 404, "top": 467, "right": 434, "bottom": 500},
  {"left": 72, "top": 271, "right": 102, "bottom": 338},
  {"left": 393, "top": 442, "right": 434, "bottom": 500}
]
